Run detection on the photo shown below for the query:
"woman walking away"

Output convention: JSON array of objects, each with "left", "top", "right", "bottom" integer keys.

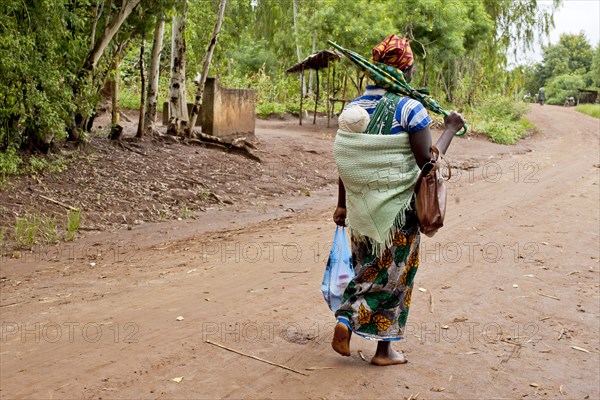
[{"left": 331, "top": 34, "right": 465, "bottom": 366}]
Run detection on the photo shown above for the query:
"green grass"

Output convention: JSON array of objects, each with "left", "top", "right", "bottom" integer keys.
[
  {"left": 575, "top": 103, "right": 600, "bottom": 119},
  {"left": 119, "top": 85, "right": 142, "bottom": 110},
  {"left": 180, "top": 205, "right": 190, "bottom": 219},
  {"left": 14, "top": 213, "right": 42, "bottom": 249},
  {"left": 5, "top": 210, "right": 77, "bottom": 250},
  {"left": 65, "top": 209, "right": 81, "bottom": 241},
  {"left": 42, "top": 215, "right": 59, "bottom": 244}
]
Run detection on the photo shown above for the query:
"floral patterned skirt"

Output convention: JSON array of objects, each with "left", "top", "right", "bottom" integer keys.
[{"left": 335, "top": 214, "right": 420, "bottom": 341}]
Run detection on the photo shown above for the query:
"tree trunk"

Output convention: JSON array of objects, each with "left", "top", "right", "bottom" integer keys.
[
  {"left": 422, "top": 57, "right": 427, "bottom": 87},
  {"left": 90, "top": 0, "right": 105, "bottom": 50},
  {"left": 69, "top": 0, "right": 141, "bottom": 141},
  {"left": 308, "top": 31, "right": 316, "bottom": 95},
  {"left": 292, "top": 0, "right": 305, "bottom": 96},
  {"left": 82, "top": 0, "right": 141, "bottom": 72},
  {"left": 167, "top": 1, "right": 189, "bottom": 137},
  {"left": 111, "top": 50, "right": 120, "bottom": 127},
  {"left": 187, "top": 0, "right": 227, "bottom": 136},
  {"left": 136, "top": 33, "right": 146, "bottom": 138},
  {"left": 144, "top": 15, "right": 165, "bottom": 136}
]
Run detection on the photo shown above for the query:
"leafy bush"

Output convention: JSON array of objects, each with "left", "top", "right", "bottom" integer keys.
[
  {"left": 230, "top": 40, "right": 277, "bottom": 75},
  {"left": 256, "top": 102, "right": 287, "bottom": 117},
  {"left": 479, "top": 118, "right": 534, "bottom": 144},
  {"left": 546, "top": 74, "right": 586, "bottom": 105},
  {"left": 469, "top": 96, "right": 534, "bottom": 144},
  {"left": 29, "top": 155, "right": 48, "bottom": 175},
  {"left": 477, "top": 96, "right": 527, "bottom": 121},
  {"left": 0, "top": 146, "right": 22, "bottom": 177}
]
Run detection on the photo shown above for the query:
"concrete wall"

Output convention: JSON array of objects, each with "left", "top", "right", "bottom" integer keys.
[
  {"left": 162, "top": 78, "right": 256, "bottom": 141},
  {"left": 201, "top": 78, "right": 256, "bottom": 140}
]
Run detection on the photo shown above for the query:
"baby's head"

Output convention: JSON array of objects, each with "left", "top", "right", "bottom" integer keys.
[{"left": 338, "top": 106, "right": 370, "bottom": 133}]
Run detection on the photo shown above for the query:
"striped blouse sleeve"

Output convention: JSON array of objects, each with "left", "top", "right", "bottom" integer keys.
[{"left": 395, "top": 98, "right": 432, "bottom": 134}]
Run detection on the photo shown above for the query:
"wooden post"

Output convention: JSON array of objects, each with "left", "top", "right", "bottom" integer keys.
[
  {"left": 299, "top": 69, "right": 304, "bottom": 126},
  {"left": 313, "top": 69, "right": 319, "bottom": 125}
]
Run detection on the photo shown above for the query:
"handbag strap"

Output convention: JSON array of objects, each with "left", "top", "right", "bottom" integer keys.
[
  {"left": 414, "top": 145, "right": 452, "bottom": 193},
  {"left": 430, "top": 145, "right": 451, "bottom": 180}
]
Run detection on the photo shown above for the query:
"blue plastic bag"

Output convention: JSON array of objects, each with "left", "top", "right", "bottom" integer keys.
[{"left": 321, "top": 226, "right": 354, "bottom": 312}]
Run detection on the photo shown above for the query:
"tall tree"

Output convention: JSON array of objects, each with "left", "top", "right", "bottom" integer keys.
[
  {"left": 82, "top": 0, "right": 142, "bottom": 72},
  {"left": 167, "top": 0, "right": 189, "bottom": 136},
  {"left": 69, "top": 0, "right": 143, "bottom": 141},
  {"left": 292, "top": 0, "right": 306, "bottom": 95},
  {"left": 187, "top": 0, "right": 227, "bottom": 136},
  {"left": 591, "top": 43, "right": 600, "bottom": 87},
  {"left": 144, "top": 15, "right": 166, "bottom": 136},
  {"left": 542, "top": 32, "right": 594, "bottom": 77},
  {"left": 136, "top": 32, "right": 147, "bottom": 138}
]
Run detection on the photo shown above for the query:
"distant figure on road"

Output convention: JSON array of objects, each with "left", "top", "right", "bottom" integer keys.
[
  {"left": 537, "top": 87, "right": 545, "bottom": 105},
  {"left": 332, "top": 34, "right": 465, "bottom": 366},
  {"left": 564, "top": 96, "right": 576, "bottom": 107}
]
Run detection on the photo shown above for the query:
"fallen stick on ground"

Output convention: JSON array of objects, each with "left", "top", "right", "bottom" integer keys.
[
  {"left": 205, "top": 339, "right": 309, "bottom": 376},
  {"left": 0, "top": 301, "right": 29, "bottom": 308},
  {"left": 429, "top": 292, "right": 434, "bottom": 313},
  {"left": 539, "top": 293, "right": 560, "bottom": 300},
  {"left": 500, "top": 339, "right": 522, "bottom": 346},
  {"left": 39, "top": 195, "right": 78, "bottom": 211},
  {"left": 407, "top": 392, "right": 420, "bottom": 400},
  {"left": 571, "top": 345, "right": 591, "bottom": 353},
  {"left": 279, "top": 270, "right": 309, "bottom": 274}
]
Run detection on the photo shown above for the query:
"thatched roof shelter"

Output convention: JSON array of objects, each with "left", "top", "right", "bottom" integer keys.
[
  {"left": 285, "top": 50, "right": 341, "bottom": 126},
  {"left": 285, "top": 50, "right": 340, "bottom": 73}
]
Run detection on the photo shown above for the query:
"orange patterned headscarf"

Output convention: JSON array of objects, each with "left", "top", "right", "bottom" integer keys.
[{"left": 372, "top": 34, "right": 414, "bottom": 71}]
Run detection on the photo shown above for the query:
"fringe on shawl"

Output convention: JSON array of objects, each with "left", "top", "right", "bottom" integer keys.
[{"left": 347, "top": 194, "right": 415, "bottom": 258}]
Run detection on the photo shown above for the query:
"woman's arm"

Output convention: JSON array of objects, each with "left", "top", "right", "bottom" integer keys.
[
  {"left": 409, "top": 111, "right": 465, "bottom": 168},
  {"left": 333, "top": 177, "right": 347, "bottom": 226}
]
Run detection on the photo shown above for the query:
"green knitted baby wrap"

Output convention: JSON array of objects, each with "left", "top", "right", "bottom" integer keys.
[{"left": 334, "top": 93, "right": 420, "bottom": 256}]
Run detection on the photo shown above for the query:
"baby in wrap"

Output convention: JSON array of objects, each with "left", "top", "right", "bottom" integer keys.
[{"left": 338, "top": 105, "right": 370, "bottom": 133}]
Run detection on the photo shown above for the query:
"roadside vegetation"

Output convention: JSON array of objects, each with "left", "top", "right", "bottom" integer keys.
[{"left": 575, "top": 103, "right": 600, "bottom": 119}]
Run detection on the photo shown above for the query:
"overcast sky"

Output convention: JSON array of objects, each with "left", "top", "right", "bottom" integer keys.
[{"left": 518, "top": 0, "right": 600, "bottom": 64}]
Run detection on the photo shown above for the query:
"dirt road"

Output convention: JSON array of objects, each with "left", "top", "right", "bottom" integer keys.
[{"left": 1, "top": 105, "right": 598, "bottom": 399}]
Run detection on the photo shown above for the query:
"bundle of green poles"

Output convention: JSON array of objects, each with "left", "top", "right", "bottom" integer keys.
[{"left": 328, "top": 40, "right": 467, "bottom": 136}]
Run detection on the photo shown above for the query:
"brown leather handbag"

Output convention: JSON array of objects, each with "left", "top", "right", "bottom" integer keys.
[{"left": 414, "top": 145, "right": 450, "bottom": 237}]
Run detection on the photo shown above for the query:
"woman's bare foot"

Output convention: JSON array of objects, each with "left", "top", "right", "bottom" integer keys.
[
  {"left": 370, "top": 341, "right": 407, "bottom": 366},
  {"left": 331, "top": 322, "right": 352, "bottom": 356}
]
